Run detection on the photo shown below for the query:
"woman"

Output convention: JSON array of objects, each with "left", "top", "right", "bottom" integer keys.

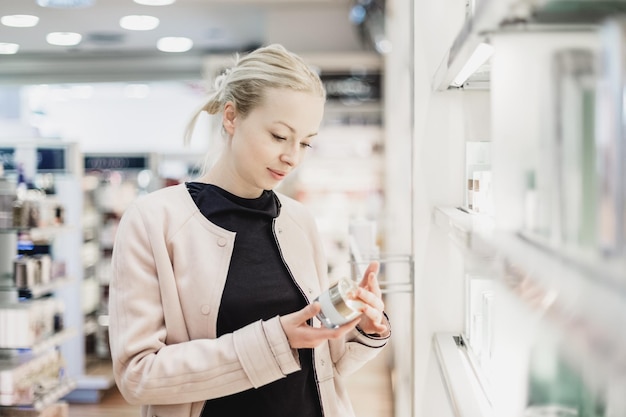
[{"left": 108, "top": 44, "right": 391, "bottom": 417}]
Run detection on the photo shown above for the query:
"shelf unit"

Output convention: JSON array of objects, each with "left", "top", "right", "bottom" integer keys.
[
  {"left": 433, "top": 0, "right": 626, "bottom": 91},
  {"left": 0, "top": 224, "right": 75, "bottom": 416},
  {"left": 62, "top": 152, "right": 161, "bottom": 403},
  {"left": 425, "top": 1, "right": 626, "bottom": 416},
  {"left": 433, "top": 206, "right": 626, "bottom": 379},
  {"left": 0, "top": 140, "right": 117, "bottom": 405}
]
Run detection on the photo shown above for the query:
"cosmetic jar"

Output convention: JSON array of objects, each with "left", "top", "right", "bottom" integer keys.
[{"left": 315, "top": 277, "right": 364, "bottom": 329}]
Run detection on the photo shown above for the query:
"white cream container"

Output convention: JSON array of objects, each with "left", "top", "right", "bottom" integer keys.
[{"left": 315, "top": 277, "right": 364, "bottom": 329}]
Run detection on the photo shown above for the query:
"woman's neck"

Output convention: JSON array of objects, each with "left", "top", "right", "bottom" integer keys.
[{"left": 197, "top": 161, "right": 262, "bottom": 199}]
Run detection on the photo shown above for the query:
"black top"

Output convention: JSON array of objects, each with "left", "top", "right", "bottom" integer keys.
[{"left": 186, "top": 182, "right": 322, "bottom": 417}]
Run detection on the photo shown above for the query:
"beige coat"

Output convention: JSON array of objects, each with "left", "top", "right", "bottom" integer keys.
[{"left": 108, "top": 183, "right": 389, "bottom": 417}]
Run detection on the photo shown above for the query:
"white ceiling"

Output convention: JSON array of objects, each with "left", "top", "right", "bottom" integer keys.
[{"left": 0, "top": 0, "right": 367, "bottom": 83}]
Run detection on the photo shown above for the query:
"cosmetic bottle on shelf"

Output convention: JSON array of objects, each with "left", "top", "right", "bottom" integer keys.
[{"left": 596, "top": 17, "right": 626, "bottom": 259}]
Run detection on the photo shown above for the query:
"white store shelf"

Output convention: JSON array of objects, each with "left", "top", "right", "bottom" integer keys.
[
  {"left": 434, "top": 333, "right": 493, "bottom": 417},
  {"left": 0, "top": 328, "right": 76, "bottom": 356},
  {"left": 433, "top": 206, "right": 626, "bottom": 381},
  {"left": 23, "top": 329, "right": 76, "bottom": 356},
  {"left": 432, "top": 0, "right": 613, "bottom": 90},
  {"left": 30, "top": 379, "right": 76, "bottom": 411},
  {"left": 17, "top": 277, "right": 73, "bottom": 300}
]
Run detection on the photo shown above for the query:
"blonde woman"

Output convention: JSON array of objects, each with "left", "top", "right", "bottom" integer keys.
[{"left": 108, "top": 44, "right": 390, "bottom": 417}]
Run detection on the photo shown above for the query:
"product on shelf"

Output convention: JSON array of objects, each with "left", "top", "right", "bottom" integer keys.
[
  {"left": 0, "top": 350, "right": 68, "bottom": 407},
  {"left": 0, "top": 298, "right": 60, "bottom": 349}
]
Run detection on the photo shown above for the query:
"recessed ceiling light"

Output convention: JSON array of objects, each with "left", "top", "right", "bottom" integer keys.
[
  {"left": 0, "top": 43, "right": 19, "bottom": 54},
  {"left": 157, "top": 37, "right": 193, "bottom": 53},
  {"left": 133, "top": 0, "right": 176, "bottom": 5},
  {"left": 119, "top": 15, "right": 160, "bottom": 31},
  {"left": 46, "top": 32, "right": 82, "bottom": 46},
  {"left": 37, "top": 0, "right": 95, "bottom": 8},
  {"left": 1, "top": 15, "right": 40, "bottom": 28}
]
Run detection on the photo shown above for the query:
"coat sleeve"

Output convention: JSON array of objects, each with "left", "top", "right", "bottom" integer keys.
[{"left": 108, "top": 203, "right": 300, "bottom": 406}]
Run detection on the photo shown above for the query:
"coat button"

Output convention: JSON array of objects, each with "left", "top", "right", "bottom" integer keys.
[
  {"left": 217, "top": 237, "right": 227, "bottom": 247},
  {"left": 201, "top": 305, "right": 210, "bottom": 315}
]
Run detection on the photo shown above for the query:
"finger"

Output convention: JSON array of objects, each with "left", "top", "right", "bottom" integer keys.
[
  {"left": 365, "top": 271, "right": 383, "bottom": 298},
  {"left": 370, "top": 320, "right": 388, "bottom": 334},
  {"left": 306, "top": 302, "right": 321, "bottom": 318},
  {"left": 304, "top": 317, "right": 359, "bottom": 343},
  {"left": 362, "top": 304, "right": 384, "bottom": 324},
  {"left": 356, "top": 288, "right": 385, "bottom": 311},
  {"left": 359, "top": 261, "right": 380, "bottom": 287},
  {"left": 292, "top": 302, "right": 321, "bottom": 324},
  {"left": 360, "top": 309, "right": 387, "bottom": 334}
]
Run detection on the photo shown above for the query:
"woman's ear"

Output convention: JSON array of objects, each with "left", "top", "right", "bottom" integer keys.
[{"left": 222, "top": 102, "right": 237, "bottom": 135}]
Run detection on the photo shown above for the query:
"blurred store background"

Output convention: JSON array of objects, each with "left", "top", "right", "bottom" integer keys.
[{"left": 3, "top": 1, "right": 626, "bottom": 417}]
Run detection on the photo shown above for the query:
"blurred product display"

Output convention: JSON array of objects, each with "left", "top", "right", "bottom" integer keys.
[{"left": 0, "top": 167, "right": 76, "bottom": 415}]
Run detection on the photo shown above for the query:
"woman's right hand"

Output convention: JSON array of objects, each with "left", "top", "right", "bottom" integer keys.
[{"left": 279, "top": 302, "right": 359, "bottom": 349}]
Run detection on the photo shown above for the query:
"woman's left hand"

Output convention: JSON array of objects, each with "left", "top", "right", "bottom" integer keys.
[{"left": 354, "top": 261, "right": 388, "bottom": 336}]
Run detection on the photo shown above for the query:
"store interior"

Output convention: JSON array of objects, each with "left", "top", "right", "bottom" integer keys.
[
  {"left": 2, "top": 1, "right": 626, "bottom": 417},
  {"left": 0, "top": 1, "right": 404, "bottom": 417}
]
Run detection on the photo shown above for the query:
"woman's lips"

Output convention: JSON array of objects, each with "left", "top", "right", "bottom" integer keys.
[{"left": 268, "top": 168, "right": 286, "bottom": 180}]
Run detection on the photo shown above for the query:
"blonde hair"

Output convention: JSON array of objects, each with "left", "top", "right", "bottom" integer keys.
[{"left": 184, "top": 44, "right": 326, "bottom": 145}]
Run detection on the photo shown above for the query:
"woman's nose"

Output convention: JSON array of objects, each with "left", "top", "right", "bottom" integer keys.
[{"left": 280, "top": 143, "right": 300, "bottom": 166}]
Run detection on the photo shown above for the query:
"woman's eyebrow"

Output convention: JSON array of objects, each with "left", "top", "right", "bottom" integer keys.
[{"left": 275, "top": 120, "right": 318, "bottom": 137}]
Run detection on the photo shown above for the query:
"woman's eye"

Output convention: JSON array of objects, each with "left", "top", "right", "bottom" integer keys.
[
  {"left": 272, "top": 134, "right": 286, "bottom": 141},
  {"left": 300, "top": 142, "right": 312, "bottom": 149}
]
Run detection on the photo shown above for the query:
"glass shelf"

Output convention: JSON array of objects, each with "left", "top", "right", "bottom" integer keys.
[
  {"left": 432, "top": 0, "right": 621, "bottom": 90},
  {"left": 433, "top": 205, "right": 626, "bottom": 383},
  {"left": 434, "top": 332, "right": 494, "bottom": 417},
  {"left": 0, "top": 378, "right": 76, "bottom": 411},
  {"left": 17, "top": 277, "right": 73, "bottom": 300},
  {"left": 0, "top": 328, "right": 76, "bottom": 356}
]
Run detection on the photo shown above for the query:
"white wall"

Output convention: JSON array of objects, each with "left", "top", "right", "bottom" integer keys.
[
  {"left": 408, "top": 1, "right": 492, "bottom": 416},
  {"left": 383, "top": 0, "right": 416, "bottom": 414},
  {"left": 0, "top": 82, "right": 212, "bottom": 155}
]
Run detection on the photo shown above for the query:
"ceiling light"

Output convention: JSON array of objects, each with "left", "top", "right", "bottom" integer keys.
[
  {"left": 0, "top": 43, "right": 19, "bottom": 54},
  {"left": 46, "top": 32, "right": 82, "bottom": 46},
  {"left": 133, "top": 0, "right": 176, "bottom": 5},
  {"left": 349, "top": 5, "right": 367, "bottom": 24},
  {"left": 157, "top": 37, "right": 193, "bottom": 53},
  {"left": 37, "top": 0, "right": 95, "bottom": 8},
  {"left": 451, "top": 43, "right": 494, "bottom": 88},
  {"left": 375, "top": 38, "right": 392, "bottom": 54},
  {"left": 120, "top": 15, "right": 160, "bottom": 31},
  {"left": 1, "top": 15, "right": 40, "bottom": 28}
]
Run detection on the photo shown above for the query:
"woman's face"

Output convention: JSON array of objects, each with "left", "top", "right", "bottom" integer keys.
[{"left": 222, "top": 87, "right": 325, "bottom": 198}]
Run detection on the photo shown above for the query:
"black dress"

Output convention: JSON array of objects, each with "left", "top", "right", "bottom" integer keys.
[{"left": 186, "top": 182, "right": 323, "bottom": 417}]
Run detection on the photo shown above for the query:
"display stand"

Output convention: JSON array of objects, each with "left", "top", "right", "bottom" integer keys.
[
  {"left": 0, "top": 226, "right": 75, "bottom": 416},
  {"left": 428, "top": 2, "right": 626, "bottom": 415},
  {"left": 54, "top": 175, "right": 114, "bottom": 404},
  {"left": 0, "top": 140, "right": 115, "bottom": 404}
]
